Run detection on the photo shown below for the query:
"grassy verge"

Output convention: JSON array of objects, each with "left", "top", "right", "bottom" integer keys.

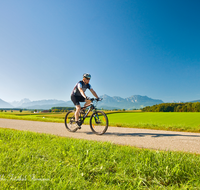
[
  {"left": 0, "top": 112, "right": 65, "bottom": 123},
  {"left": 0, "top": 128, "right": 200, "bottom": 189}
]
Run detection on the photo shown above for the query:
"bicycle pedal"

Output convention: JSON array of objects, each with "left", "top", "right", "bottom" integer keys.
[
  {"left": 75, "top": 122, "right": 81, "bottom": 129},
  {"left": 77, "top": 121, "right": 82, "bottom": 126}
]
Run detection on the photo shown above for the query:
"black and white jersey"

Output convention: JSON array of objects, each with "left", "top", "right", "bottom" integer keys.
[{"left": 71, "top": 81, "right": 92, "bottom": 96}]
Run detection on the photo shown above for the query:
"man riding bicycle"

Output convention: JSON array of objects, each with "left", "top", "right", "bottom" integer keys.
[{"left": 71, "top": 73, "right": 99, "bottom": 129}]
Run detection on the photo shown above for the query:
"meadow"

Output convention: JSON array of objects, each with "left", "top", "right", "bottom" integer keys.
[
  {"left": 108, "top": 112, "right": 200, "bottom": 133},
  {"left": 1, "top": 128, "right": 200, "bottom": 189},
  {"left": 0, "top": 111, "right": 200, "bottom": 133}
]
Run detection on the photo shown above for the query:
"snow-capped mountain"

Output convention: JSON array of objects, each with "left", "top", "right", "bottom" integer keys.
[
  {"left": 10, "top": 98, "right": 31, "bottom": 107},
  {"left": 98, "top": 95, "right": 163, "bottom": 109}
]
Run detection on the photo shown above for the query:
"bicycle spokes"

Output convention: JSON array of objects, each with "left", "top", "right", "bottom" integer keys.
[
  {"left": 90, "top": 111, "right": 108, "bottom": 135},
  {"left": 65, "top": 111, "right": 79, "bottom": 132}
]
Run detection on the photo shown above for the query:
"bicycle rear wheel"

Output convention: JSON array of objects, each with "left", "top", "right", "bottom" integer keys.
[
  {"left": 90, "top": 111, "right": 108, "bottom": 135},
  {"left": 65, "top": 110, "right": 78, "bottom": 132}
]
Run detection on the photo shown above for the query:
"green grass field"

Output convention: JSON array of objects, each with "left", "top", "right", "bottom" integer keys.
[
  {"left": 108, "top": 112, "right": 200, "bottom": 132},
  {"left": 0, "top": 111, "right": 200, "bottom": 132},
  {"left": 1, "top": 128, "right": 200, "bottom": 189}
]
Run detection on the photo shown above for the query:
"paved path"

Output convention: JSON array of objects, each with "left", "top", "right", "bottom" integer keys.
[{"left": 1, "top": 118, "right": 200, "bottom": 154}]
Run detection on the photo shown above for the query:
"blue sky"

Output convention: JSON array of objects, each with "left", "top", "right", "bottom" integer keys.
[{"left": 1, "top": 0, "right": 200, "bottom": 103}]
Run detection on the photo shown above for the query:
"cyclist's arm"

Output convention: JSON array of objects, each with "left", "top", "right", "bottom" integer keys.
[
  {"left": 78, "top": 87, "right": 87, "bottom": 99},
  {"left": 90, "top": 89, "right": 99, "bottom": 99}
]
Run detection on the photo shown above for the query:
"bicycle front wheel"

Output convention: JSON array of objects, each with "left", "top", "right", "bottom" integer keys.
[
  {"left": 90, "top": 111, "right": 108, "bottom": 135},
  {"left": 65, "top": 110, "right": 78, "bottom": 132}
]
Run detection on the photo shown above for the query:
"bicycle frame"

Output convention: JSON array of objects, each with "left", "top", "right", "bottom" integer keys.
[{"left": 79, "top": 100, "right": 97, "bottom": 124}]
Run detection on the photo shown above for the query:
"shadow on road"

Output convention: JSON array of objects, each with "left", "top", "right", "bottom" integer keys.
[{"left": 86, "top": 132, "right": 200, "bottom": 138}]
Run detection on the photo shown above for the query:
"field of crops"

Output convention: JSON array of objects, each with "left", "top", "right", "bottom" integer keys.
[{"left": 0, "top": 111, "right": 200, "bottom": 132}]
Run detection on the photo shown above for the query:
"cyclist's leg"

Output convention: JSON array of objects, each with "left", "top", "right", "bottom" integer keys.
[
  {"left": 75, "top": 105, "right": 81, "bottom": 121},
  {"left": 71, "top": 94, "right": 86, "bottom": 123},
  {"left": 71, "top": 94, "right": 81, "bottom": 123}
]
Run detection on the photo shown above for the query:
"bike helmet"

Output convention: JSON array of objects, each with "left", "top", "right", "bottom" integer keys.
[{"left": 83, "top": 73, "right": 91, "bottom": 79}]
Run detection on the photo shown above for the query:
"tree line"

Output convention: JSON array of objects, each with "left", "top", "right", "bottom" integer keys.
[
  {"left": 51, "top": 107, "right": 74, "bottom": 112},
  {"left": 142, "top": 102, "right": 200, "bottom": 112}
]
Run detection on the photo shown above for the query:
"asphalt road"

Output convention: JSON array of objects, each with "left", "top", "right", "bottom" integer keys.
[{"left": 1, "top": 118, "right": 200, "bottom": 154}]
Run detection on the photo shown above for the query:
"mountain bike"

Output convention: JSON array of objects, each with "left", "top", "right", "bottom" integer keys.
[{"left": 65, "top": 98, "right": 108, "bottom": 135}]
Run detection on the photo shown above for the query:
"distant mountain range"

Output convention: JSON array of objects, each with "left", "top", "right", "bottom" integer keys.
[
  {"left": 0, "top": 99, "right": 13, "bottom": 108},
  {"left": 0, "top": 95, "right": 200, "bottom": 110},
  {"left": 97, "top": 95, "right": 163, "bottom": 110},
  {"left": 1, "top": 95, "right": 163, "bottom": 110}
]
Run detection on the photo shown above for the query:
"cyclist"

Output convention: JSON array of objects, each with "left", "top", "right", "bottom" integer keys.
[{"left": 71, "top": 73, "right": 99, "bottom": 129}]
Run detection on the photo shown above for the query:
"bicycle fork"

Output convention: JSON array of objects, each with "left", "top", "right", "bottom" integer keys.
[{"left": 93, "top": 112, "right": 101, "bottom": 124}]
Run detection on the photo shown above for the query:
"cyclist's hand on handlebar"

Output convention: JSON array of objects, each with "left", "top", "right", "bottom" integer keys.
[{"left": 86, "top": 97, "right": 102, "bottom": 101}]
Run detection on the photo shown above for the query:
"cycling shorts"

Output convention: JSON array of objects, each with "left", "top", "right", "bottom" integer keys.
[{"left": 71, "top": 94, "right": 86, "bottom": 106}]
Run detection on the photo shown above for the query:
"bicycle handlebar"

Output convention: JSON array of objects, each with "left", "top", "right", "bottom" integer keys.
[{"left": 90, "top": 98, "right": 103, "bottom": 102}]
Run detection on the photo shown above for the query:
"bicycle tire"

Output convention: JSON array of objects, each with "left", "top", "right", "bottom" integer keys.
[
  {"left": 90, "top": 111, "right": 108, "bottom": 135},
  {"left": 65, "top": 110, "right": 78, "bottom": 132}
]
